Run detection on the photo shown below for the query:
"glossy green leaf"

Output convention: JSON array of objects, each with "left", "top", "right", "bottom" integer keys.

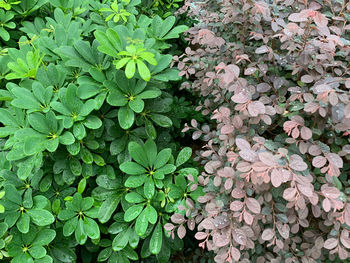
[{"left": 150, "top": 222, "right": 162, "bottom": 254}]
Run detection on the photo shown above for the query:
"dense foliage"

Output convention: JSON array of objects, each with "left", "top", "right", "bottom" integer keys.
[
  {"left": 0, "top": 0, "right": 203, "bottom": 262},
  {"left": 170, "top": 0, "right": 350, "bottom": 262}
]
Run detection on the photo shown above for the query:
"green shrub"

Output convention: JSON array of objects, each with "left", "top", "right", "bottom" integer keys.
[{"left": 0, "top": 0, "right": 202, "bottom": 262}]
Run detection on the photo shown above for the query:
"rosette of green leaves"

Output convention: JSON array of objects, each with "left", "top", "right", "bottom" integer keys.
[
  {"left": 120, "top": 139, "right": 176, "bottom": 198},
  {"left": 6, "top": 226, "right": 56, "bottom": 263},
  {"left": 51, "top": 83, "right": 101, "bottom": 140},
  {"left": 8, "top": 111, "right": 75, "bottom": 159},
  {"left": 6, "top": 81, "right": 54, "bottom": 113},
  {"left": 0, "top": 185, "right": 55, "bottom": 234},
  {"left": 5, "top": 37, "right": 44, "bottom": 80},
  {"left": 135, "top": 95, "right": 173, "bottom": 139},
  {"left": 58, "top": 193, "right": 100, "bottom": 245},
  {"left": 106, "top": 72, "right": 161, "bottom": 129}
]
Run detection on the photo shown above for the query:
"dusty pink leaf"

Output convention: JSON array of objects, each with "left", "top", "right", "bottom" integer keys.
[
  {"left": 297, "top": 184, "right": 313, "bottom": 197},
  {"left": 232, "top": 229, "right": 247, "bottom": 245},
  {"left": 312, "top": 156, "right": 327, "bottom": 168},
  {"left": 321, "top": 186, "right": 340, "bottom": 199},
  {"left": 301, "top": 75, "right": 314, "bottom": 83},
  {"left": 231, "top": 92, "right": 250, "bottom": 104},
  {"left": 300, "top": 126, "right": 312, "bottom": 140},
  {"left": 258, "top": 151, "right": 276, "bottom": 166},
  {"left": 236, "top": 161, "right": 251, "bottom": 172},
  {"left": 243, "top": 211, "right": 254, "bottom": 225},
  {"left": 326, "top": 153, "right": 343, "bottom": 168},
  {"left": 231, "top": 247, "right": 241, "bottom": 261},
  {"left": 248, "top": 101, "right": 265, "bottom": 117},
  {"left": 232, "top": 188, "right": 245, "bottom": 199},
  {"left": 261, "top": 228, "right": 275, "bottom": 241},
  {"left": 230, "top": 201, "right": 244, "bottom": 211},
  {"left": 322, "top": 198, "right": 331, "bottom": 212},
  {"left": 288, "top": 13, "right": 307, "bottom": 22},
  {"left": 344, "top": 104, "right": 350, "bottom": 118},
  {"left": 194, "top": 232, "right": 207, "bottom": 240},
  {"left": 257, "top": 83, "right": 271, "bottom": 92},
  {"left": 235, "top": 138, "right": 251, "bottom": 151},
  {"left": 171, "top": 214, "right": 185, "bottom": 224},
  {"left": 314, "top": 84, "right": 332, "bottom": 94},
  {"left": 255, "top": 45, "right": 269, "bottom": 54},
  {"left": 324, "top": 238, "right": 338, "bottom": 250},
  {"left": 164, "top": 223, "right": 175, "bottom": 231},
  {"left": 201, "top": 218, "right": 216, "bottom": 230},
  {"left": 271, "top": 169, "right": 282, "bottom": 187},
  {"left": 289, "top": 154, "right": 308, "bottom": 171},
  {"left": 177, "top": 224, "right": 186, "bottom": 239},
  {"left": 246, "top": 197, "right": 261, "bottom": 214},
  {"left": 283, "top": 187, "right": 297, "bottom": 201},
  {"left": 341, "top": 235, "right": 350, "bottom": 249},
  {"left": 221, "top": 124, "right": 234, "bottom": 134}
]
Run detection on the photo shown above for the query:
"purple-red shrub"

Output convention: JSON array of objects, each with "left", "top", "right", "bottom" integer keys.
[{"left": 168, "top": 0, "right": 350, "bottom": 262}]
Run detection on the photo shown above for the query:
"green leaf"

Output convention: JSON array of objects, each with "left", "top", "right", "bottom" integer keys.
[
  {"left": 107, "top": 90, "right": 128, "bottom": 107},
  {"left": 17, "top": 213, "right": 30, "bottom": 233},
  {"left": 84, "top": 116, "right": 102, "bottom": 129},
  {"left": 5, "top": 184, "right": 22, "bottom": 205},
  {"left": 129, "top": 98, "right": 144, "bottom": 113},
  {"left": 124, "top": 174, "right": 147, "bottom": 188},
  {"left": 33, "top": 229, "right": 56, "bottom": 245},
  {"left": 125, "top": 60, "right": 136, "bottom": 79},
  {"left": 150, "top": 222, "right": 162, "bottom": 254},
  {"left": 29, "top": 245, "right": 46, "bottom": 259},
  {"left": 112, "top": 228, "right": 130, "bottom": 251},
  {"left": 63, "top": 217, "right": 78, "bottom": 237},
  {"left": 98, "top": 194, "right": 122, "bottom": 223},
  {"left": 77, "top": 178, "right": 86, "bottom": 194},
  {"left": 176, "top": 147, "right": 192, "bottom": 167},
  {"left": 145, "top": 205, "right": 157, "bottom": 224},
  {"left": 144, "top": 139, "right": 157, "bottom": 167},
  {"left": 125, "top": 192, "right": 145, "bottom": 203},
  {"left": 59, "top": 132, "right": 75, "bottom": 145},
  {"left": 28, "top": 209, "right": 55, "bottom": 226},
  {"left": 118, "top": 106, "right": 134, "bottom": 130},
  {"left": 137, "top": 60, "right": 151, "bottom": 81},
  {"left": 58, "top": 209, "right": 76, "bottom": 221},
  {"left": 120, "top": 162, "right": 146, "bottom": 175},
  {"left": 154, "top": 148, "right": 172, "bottom": 169},
  {"left": 94, "top": 30, "right": 119, "bottom": 57},
  {"left": 75, "top": 218, "right": 87, "bottom": 244},
  {"left": 135, "top": 209, "right": 148, "bottom": 236},
  {"left": 150, "top": 113, "right": 172, "bottom": 128},
  {"left": 138, "top": 89, "right": 161, "bottom": 99},
  {"left": 145, "top": 119, "right": 156, "bottom": 140},
  {"left": 157, "top": 164, "right": 176, "bottom": 175},
  {"left": 124, "top": 204, "right": 144, "bottom": 222},
  {"left": 80, "top": 148, "right": 93, "bottom": 164},
  {"left": 83, "top": 217, "right": 100, "bottom": 239},
  {"left": 144, "top": 177, "right": 155, "bottom": 199},
  {"left": 128, "top": 141, "right": 148, "bottom": 166}
]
